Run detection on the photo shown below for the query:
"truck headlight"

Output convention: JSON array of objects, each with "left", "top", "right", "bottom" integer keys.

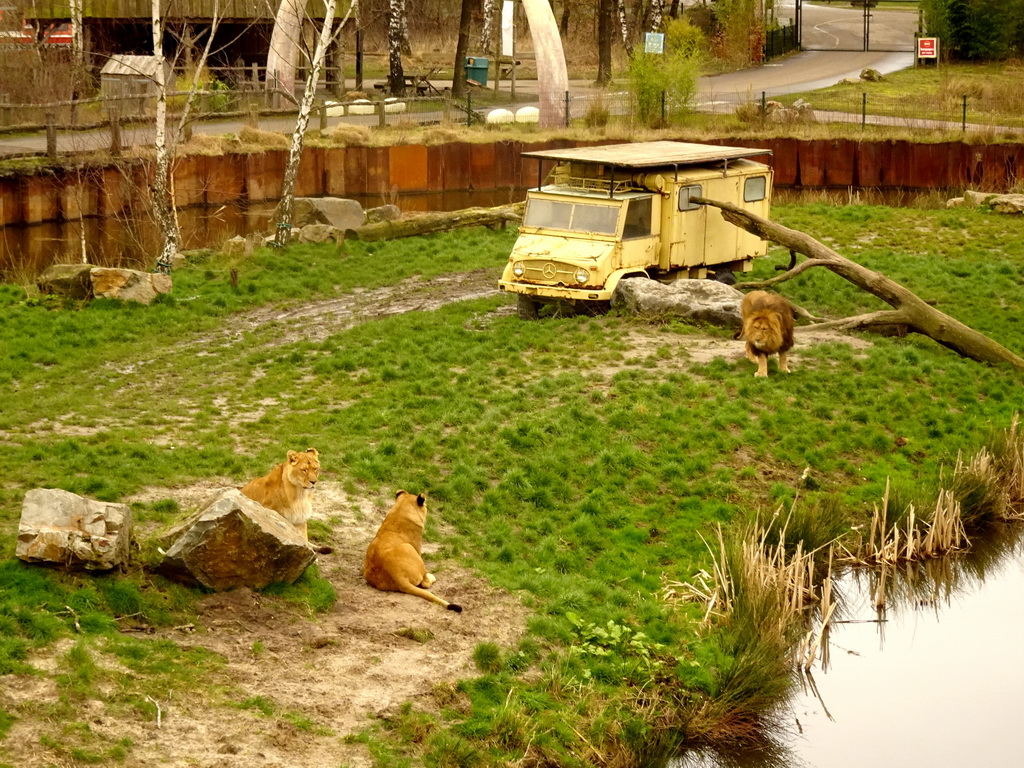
[
  {"left": 574, "top": 267, "right": 589, "bottom": 285},
  {"left": 512, "top": 261, "right": 525, "bottom": 277}
]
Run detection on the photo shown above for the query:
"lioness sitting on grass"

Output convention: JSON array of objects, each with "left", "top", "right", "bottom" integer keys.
[
  {"left": 240, "top": 448, "right": 320, "bottom": 540},
  {"left": 739, "top": 290, "right": 795, "bottom": 378},
  {"left": 364, "top": 491, "right": 463, "bottom": 612}
]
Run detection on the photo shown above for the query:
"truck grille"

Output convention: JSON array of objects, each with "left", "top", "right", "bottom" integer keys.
[{"left": 519, "top": 260, "right": 578, "bottom": 284}]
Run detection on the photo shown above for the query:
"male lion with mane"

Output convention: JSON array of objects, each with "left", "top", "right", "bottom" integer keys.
[
  {"left": 739, "top": 290, "right": 795, "bottom": 378},
  {"left": 240, "top": 448, "right": 320, "bottom": 540},
  {"left": 364, "top": 491, "right": 463, "bottom": 612}
]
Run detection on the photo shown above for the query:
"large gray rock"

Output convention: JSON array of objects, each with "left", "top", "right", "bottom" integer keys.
[
  {"left": 37, "top": 264, "right": 94, "bottom": 299},
  {"left": 612, "top": 277, "right": 745, "bottom": 328},
  {"left": 296, "top": 223, "right": 345, "bottom": 244},
  {"left": 365, "top": 204, "right": 402, "bottom": 224},
  {"left": 91, "top": 268, "right": 172, "bottom": 305},
  {"left": 17, "top": 489, "right": 134, "bottom": 571},
  {"left": 293, "top": 197, "right": 365, "bottom": 230},
  {"left": 962, "top": 190, "right": 1024, "bottom": 213},
  {"left": 158, "top": 489, "right": 315, "bottom": 591}
]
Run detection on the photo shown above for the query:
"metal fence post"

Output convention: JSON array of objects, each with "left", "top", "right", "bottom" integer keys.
[
  {"left": 565, "top": 90, "right": 571, "bottom": 128},
  {"left": 467, "top": 91, "right": 472, "bottom": 126},
  {"left": 661, "top": 90, "right": 666, "bottom": 124},
  {"left": 962, "top": 95, "right": 967, "bottom": 132},
  {"left": 319, "top": 101, "right": 327, "bottom": 132},
  {"left": 862, "top": 92, "right": 867, "bottom": 128},
  {"left": 761, "top": 91, "right": 766, "bottom": 126}
]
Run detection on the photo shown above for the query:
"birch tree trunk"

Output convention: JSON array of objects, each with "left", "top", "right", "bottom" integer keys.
[
  {"left": 151, "top": 0, "right": 178, "bottom": 273},
  {"left": 694, "top": 197, "right": 1024, "bottom": 371},
  {"left": 387, "top": 0, "right": 406, "bottom": 95},
  {"left": 616, "top": 0, "right": 633, "bottom": 56},
  {"left": 275, "top": 0, "right": 351, "bottom": 244},
  {"left": 649, "top": 0, "right": 663, "bottom": 31},
  {"left": 480, "top": 0, "right": 496, "bottom": 55}
]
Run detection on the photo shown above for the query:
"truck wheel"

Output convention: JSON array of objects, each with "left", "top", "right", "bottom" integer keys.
[{"left": 517, "top": 294, "right": 540, "bottom": 320}]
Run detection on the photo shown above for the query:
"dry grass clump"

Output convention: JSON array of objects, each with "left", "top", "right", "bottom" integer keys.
[
  {"left": 989, "top": 412, "right": 1024, "bottom": 512},
  {"left": 845, "top": 480, "right": 968, "bottom": 566},
  {"left": 323, "top": 123, "right": 373, "bottom": 146},
  {"left": 236, "top": 126, "right": 290, "bottom": 149},
  {"left": 177, "top": 132, "right": 227, "bottom": 156}
]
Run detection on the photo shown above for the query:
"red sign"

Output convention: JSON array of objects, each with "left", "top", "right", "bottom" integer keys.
[{"left": 917, "top": 37, "right": 939, "bottom": 59}]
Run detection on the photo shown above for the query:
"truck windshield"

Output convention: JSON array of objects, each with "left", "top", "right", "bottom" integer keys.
[{"left": 524, "top": 199, "right": 619, "bottom": 235}]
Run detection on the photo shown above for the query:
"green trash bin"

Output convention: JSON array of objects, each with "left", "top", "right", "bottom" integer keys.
[{"left": 465, "top": 56, "right": 489, "bottom": 86}]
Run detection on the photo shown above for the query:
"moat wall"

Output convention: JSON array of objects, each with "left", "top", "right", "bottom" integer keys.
[{"left": 2, "top": 138, "right": 1022, "bottom": 226}]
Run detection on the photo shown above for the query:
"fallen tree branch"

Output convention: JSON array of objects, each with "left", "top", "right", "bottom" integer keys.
[
  {"left": 694, "top": 197, "right": 1024, "bottom": 371},
  {"left": 345, "top": 203, "right": 525, "bottom": 242}
]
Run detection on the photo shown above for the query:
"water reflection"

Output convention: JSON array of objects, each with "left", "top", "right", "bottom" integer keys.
[
  {"left": 677, "top": 524, "right": 1024, "bottom": 768},
  {"left": 0, "top": 188, "right": 527, "bottom": 281}
]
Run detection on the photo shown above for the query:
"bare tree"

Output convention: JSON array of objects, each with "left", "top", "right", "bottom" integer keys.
[
  {"left": 480, "top": 0, "right": 496, "bottom": 55},
  {"left": 597, "top": 0, "right": 613, "bottom": 84},
  {"left": 616, "top": 0, "right": 633, "bottom": 55},
  {"left": 387, "top": 0, "right": 407, "bottom": 95},
  {"left": 452, "top": 0, "right": 477, "bottom": 97},
  {"left": 275, "top": 1, "right": 354, "bottom": 241},
  {"left": 151, "top": 0, "right": 222, "bottom": 272},
  {"left": 648, "top": 0, "right": 663, "bottom": 31}
]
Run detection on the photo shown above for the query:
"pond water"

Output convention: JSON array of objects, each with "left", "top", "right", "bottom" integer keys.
[
  {"left": 0, "top": 189, "right": 525, "bottom": 281},
  {"left": 678, "top": 525, "right": 1024, "bottom": 768}
]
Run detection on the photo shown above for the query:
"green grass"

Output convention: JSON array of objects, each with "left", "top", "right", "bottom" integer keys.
[
  {"left": 1, "top": 206, "right": 1023, "bottom": 764},
  {"left": 775, "top": 60, "right": 1024, "bottom": 130}
]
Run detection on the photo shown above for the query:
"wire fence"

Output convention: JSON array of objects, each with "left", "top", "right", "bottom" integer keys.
[
  {"left": 2, "top": 82, "right": 1023, "bottom": 161},
  {"left": 530, "top": 89, "right": 1024, "bottom": 136}
]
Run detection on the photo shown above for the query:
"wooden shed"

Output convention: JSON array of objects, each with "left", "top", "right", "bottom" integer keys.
[{"left": 99, "top": 54, "right": 171, "bottom": 112}]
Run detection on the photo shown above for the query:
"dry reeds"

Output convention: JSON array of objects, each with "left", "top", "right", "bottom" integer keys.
[
  {"left": 664, "top": 511, "right": 834, "bottom": 647},
  {"left": 991, "top": 412, "right": 1024, "bottom": 513},
  {"left": 842, "top": 480, "right": 968, "bottom": 566}
]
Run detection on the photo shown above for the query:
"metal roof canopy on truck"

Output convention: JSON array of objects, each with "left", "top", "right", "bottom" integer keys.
[{"left": 520, "top": 141, "right": 772, "bottom": 171}]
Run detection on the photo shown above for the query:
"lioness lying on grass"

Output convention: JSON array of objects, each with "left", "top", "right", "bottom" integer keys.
[{"left": 364, "top": 491, "right": 463, "bottom": 612}]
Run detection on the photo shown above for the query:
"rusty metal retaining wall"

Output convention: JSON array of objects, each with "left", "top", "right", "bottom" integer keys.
[{"left": 1, "top": 138, "right": 1022, "bottom": 226}]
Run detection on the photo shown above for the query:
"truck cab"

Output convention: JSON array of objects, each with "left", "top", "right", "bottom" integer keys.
[{"left": 499, "top": 141, "right": 773, "bottom": 318}]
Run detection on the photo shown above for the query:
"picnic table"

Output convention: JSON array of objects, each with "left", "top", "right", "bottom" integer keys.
[{"left": 373, "top": 68, "right": 443, "bottom": 97}]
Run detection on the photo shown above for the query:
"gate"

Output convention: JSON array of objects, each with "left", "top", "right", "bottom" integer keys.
[{"left": 795, "top": 0, "right": 920, "bottom": 53}]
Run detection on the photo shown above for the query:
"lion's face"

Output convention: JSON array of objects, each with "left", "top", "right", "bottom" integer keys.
[
  {"left": 744, "top": 311, "right": 785, "bottom": 354},
  {"left": 285, "top": 448, "right": 320, "bottom": 489},
  {"left": 741, "top": 291, "right": 794, "bottom": 356}
]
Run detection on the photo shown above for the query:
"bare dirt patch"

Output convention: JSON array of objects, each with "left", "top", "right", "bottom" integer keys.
[{"left": 2, "top": 481, "right": 527, "bottom": 768}]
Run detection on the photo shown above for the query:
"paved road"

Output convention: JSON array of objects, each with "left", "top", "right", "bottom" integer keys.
[{"left": 0, "top": 2, "right": 920, "bottom": 158}]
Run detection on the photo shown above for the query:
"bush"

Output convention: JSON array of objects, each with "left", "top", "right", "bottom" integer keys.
[{"left": 627, "top": 46, "right": 701, "bottom": 127}]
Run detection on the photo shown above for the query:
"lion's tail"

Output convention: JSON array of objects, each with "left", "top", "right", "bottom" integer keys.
[{"left": 401, "top": 584, "right": 463, "bottom": 613}]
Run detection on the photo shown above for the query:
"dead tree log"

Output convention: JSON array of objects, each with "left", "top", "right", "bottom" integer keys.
[
  {"left": 345, "top": 203, "right": 524, "bottom": 242},
  {"left": 693, "top": 196, "right": 1024, "bottom": 371}
]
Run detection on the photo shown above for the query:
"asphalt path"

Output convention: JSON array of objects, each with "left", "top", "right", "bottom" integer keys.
[{"left": 0, "top": 3, "right": 920, "bottom": 158}]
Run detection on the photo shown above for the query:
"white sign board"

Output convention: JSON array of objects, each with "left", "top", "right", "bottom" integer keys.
[
  {"left": 502, "top": 1, "right": 515, "bottom": 57},
  {"left": 644, "top": 32, "right": 665, "bottom": 55}
]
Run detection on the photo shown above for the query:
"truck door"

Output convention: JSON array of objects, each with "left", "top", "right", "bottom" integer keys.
[
  {"left": 666, "top": 183, "right": 707, "bottom": 269},
  {"left": 620, "top": 195, "right": 661, "bottom": 270}
]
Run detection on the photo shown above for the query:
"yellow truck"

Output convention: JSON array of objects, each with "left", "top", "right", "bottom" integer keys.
[{"left": 499, "top": 141, "right": 774, "bottom": 319}]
